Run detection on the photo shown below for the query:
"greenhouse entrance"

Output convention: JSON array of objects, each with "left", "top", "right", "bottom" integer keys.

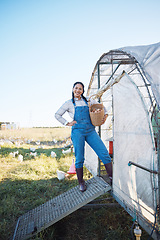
[{"left": 85, "top": 43, "right": 160, "bottom": 239}]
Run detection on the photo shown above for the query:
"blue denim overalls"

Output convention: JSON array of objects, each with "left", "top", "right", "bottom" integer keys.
[{"left": 71, "top": 100, "right": 111, "bottom": 169}]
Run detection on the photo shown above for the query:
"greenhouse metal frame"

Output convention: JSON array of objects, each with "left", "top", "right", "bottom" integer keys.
[{"left": 86, "top": 43, "right": 160, "bottom": 239}]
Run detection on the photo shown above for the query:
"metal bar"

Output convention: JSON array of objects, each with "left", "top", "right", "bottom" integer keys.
[
  {"left": 101, "top": 100, "right": 112, "bottom": 103},
  {"left": 99, "top": 61, "right": 135, "bottom": 65},
  {"left": 90, "top": 197, "right": 113, "bottom": 203},
  {"left": 100, "top": 128, "right": 112, "bottom": 131},
  {"left": 99, "top": 60, "right": 137, "bottom": 64},
  {"left": 81, "top": 203, "right": 120, "bottom": 209},
  {"left": 157, "top": 121, "right": 160, "bottom": 222},
  {"left": 111, "top": 52, "right": 114, "bottom": 175},
  {"left": 128, "top": 161, "right": 159, "bottom": 174},
  {"left": 103, "top": 64, "right": 121, "bottom": 87},
  {"left": 97, "top": 63, "right": 101, "bottom": 99},
  {"left": 97, "top": 63, "right": 101, "bottom": 177},
  {"left": 12, "top": 218, "right": 20, "bottom": 240},
  {"left": 98, "top": 61, "right": 119, "bottom": 64},
  {"left": 111, "top": 58, "right": 137, "bottom": 61},
  {"left": 135, "top": 62, "right": 154, "bottom": 110},
  {"left": 137, "top": 84, "right": 151, "bottom": 88}
]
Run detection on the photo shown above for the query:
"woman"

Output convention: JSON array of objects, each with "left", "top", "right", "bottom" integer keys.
[{"left": 55, "top": 82, "right": 112, "bottom": 192}]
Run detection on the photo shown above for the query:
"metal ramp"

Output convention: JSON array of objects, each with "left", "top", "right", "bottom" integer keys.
[{"left": 13, "top": 176, "right": 111, "bottom": 240}]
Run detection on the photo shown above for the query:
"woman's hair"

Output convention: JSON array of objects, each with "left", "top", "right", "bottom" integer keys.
[{"left": 72, "top": 81, "right": 88, "bottom": 104}]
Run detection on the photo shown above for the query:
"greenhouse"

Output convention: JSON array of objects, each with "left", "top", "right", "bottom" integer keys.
[{"left": 85, "top": 42, "right": 160, "bottom": 239}]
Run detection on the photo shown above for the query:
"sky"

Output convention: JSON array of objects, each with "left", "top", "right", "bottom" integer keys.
[{"left": 0, "top": 0, "right": 160, "bottom": 127}]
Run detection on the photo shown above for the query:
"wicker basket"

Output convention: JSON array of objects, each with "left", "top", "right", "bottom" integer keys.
[{"left": 89, "top": 102, "right": 105, "bottom": 126}]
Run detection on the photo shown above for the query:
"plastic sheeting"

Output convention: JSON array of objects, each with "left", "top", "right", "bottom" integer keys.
[
  {"left": 119, "top": 42, "right": 160, "bottom": 108},
  {"left": 85, "top": 42, "right": 160, "bottom": 230},
  {"left": 84, "top": 142, "right": 98, "bottom": 176},
  {"left": 113, "top": 73, "right": 158, "bottom": 224}
]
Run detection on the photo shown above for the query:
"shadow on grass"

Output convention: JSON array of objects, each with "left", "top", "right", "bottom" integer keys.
[
  {"left": 0, "top": 176, "right": 78, "bottom": 240},
  {"left": 32, "top": 203, "right": 150, "bottom": 240},
  {"left": 0, "top": 147, "right": 150, "bottom": 240},
  {"left": 0, "top": 177, "right": 150, "bottom": 240}
]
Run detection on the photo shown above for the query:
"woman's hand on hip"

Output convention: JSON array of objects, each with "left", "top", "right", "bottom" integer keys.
[{"left": 66, "top": 121, "right": 77, "bottom": 126}]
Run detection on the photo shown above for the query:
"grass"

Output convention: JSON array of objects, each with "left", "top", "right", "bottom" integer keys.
[
  {"left": 0, "top": 127, "right": 71, "bottom": 142},
  {"left": 0, "top": 128, "right": 150, "bottom": 240}
]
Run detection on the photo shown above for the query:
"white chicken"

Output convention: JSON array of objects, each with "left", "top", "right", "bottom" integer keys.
[
  {"left": 10, "top": 151, "right": 19, "bottom": 158},
  {"left": 51, "top": 151, "right": 57, "bottom": 158},
  {"left": 30, "top": 147, "right": 36, "bottom": 152},
  {"left": 18, "top": 154, "right": 23, "bottom": 162},
  {"left": 62, "top": 148, "right": 72, "bottom": 154},
  {"left": 30, "top": 152, "right": 37, "bottom": 157}
]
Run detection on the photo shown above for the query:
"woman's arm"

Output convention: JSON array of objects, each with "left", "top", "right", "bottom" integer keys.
[
  {"left": 55, "top": 100, "right": 76, "bottom": 126},
  {"left": 55, "top": 101, "right": 70, "bottom": 125}
]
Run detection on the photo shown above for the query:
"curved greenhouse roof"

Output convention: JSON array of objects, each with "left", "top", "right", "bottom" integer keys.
[{"left": 87, "top": 42, "right": 160, "bottom": 111}]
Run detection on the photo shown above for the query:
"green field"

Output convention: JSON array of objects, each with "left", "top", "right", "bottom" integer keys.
[{"left": 0, "top": 128, "right": 149, "bottom": 240}]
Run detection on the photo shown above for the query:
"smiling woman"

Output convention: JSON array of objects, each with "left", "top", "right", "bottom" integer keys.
[{"left": 55, "top": 82, "right": 112, "bottom": 192}]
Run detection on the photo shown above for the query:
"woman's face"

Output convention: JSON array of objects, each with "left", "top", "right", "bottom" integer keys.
[{"left": 73, "top": 83, "right": 84, "bottom": 100}]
